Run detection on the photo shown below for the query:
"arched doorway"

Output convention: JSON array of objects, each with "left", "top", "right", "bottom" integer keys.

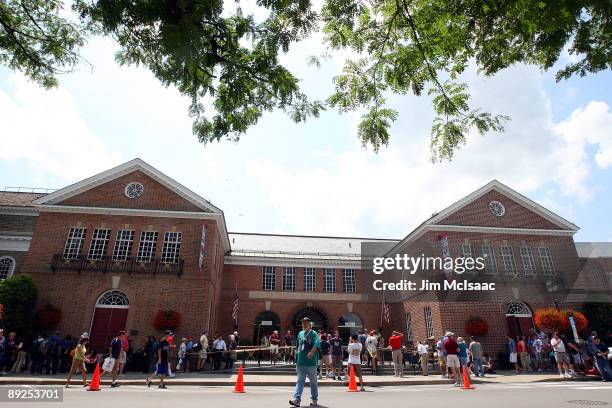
[
  {"left": 292, "top": 306, "right": 329, "bottom": 335},
  {"left": 89, "top": 290, "right": 129, "bottom": 353},
  {"left": 338, "top": 313, "right": 363, "bottom": 344},
  {"left": 505, "top": 301, "right": 534, "bottom": 339},
  {"left": 253, "top": 311, "right": 281, "bottom": 345}
]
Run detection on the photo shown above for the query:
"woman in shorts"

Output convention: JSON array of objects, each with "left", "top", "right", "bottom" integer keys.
[{"left": 65, "top": 338, "right": 90, "bottom": 388}]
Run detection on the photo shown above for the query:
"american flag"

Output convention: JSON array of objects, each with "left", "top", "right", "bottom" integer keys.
[
  {"left": 231, "top": 289, "right": 239, "bottom": 323},
  {"left": 383, "top": 302, "right": 390, "bottom": 324}
]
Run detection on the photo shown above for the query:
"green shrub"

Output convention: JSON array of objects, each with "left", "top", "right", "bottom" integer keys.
[{"left": 0, "top": 274, "right": 38, "bottom": 334}]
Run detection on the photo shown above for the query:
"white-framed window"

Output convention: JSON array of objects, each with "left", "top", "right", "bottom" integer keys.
[
  {"left": 500, "top": 245, "right": 516, "bottom": 274},
  {"left": 0, "top": 256, "right": 16, "bottom": 281},
  {"left": 87, "top": 228, "right": 110, "bottom": 260},
  {"left": 112, "top": 230, "right": 135, "bottom": 261},
  {"left": 424, "top": 306, "right": 434, "bottom": 338},
  {"left": 343, "top": 269, "right": 356, "bottom": 292},
  {"left": 460, "top": 243, "right": 475, "bottom": 273},
  {"left": 480, "top": 244, "right": 497, "bottom": 274},
  {"left": 304, "top": 267, "right": 316, "bottom": 292},
  {"left": 519, "top": 246, "right": 536, "bottom": 275},
  {"left": 136, "top": 231, "right": 158, "bottom": 262},
  {"left": 405, "top": 312, "right": 413, "bottom": 341},
  {"left": 262, "top": 266, "right": 276, "bottom": 291},
  {"left": 538, "top": 247, "right": 555, "bottom": 276},
  {"left": 323, "top": 268, "right": 336, "bottom": 292},
  {"left": 283, "top": 267, "right": 295, "bottom": 291},
  {"left": 161, "top": 232, "right": 182, "bottom": 263},
  {"left": 63, "top": 227, "right": 87, "bottom": 259}
]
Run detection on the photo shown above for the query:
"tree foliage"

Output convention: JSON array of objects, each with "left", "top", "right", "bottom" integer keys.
[
  {"left": 0, "top": 273, "right": 38, "bottom": 334},
  {"left": 1, "top": 0, "right": 610, "bottom": 160}
]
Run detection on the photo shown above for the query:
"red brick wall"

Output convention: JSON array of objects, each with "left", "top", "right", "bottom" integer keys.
[
  {"left": 57, "top": 171, "right": 205, "bottom": 213},
  {"left": 437, "top": 190, "right": 563, "bottom": 230},
  {"left": 20, "top": 211, "right": 223, "bottom": 347}
]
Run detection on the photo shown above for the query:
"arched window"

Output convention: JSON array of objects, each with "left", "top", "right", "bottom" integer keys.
[
  {"left": 338, "top": 313, "right": 363, "bottom": 343},
  {"left": 505, "top": 301, "right": 532, "bottom": 317},
  {"left": 96, "top": 290, "right": 129, "bottom": 308},
  {"left": 253, "top": 310, "right": 281, "bottom": 344},
  {"left": 0, "top": 256, "right": 16, "bottom": 281}
]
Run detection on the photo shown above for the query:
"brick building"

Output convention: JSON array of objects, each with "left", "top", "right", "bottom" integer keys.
[{"left": 0, "top": 158, "right": 610, "bottom": 353}]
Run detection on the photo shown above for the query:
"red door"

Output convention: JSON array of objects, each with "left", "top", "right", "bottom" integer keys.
[
  {"left": 90, "top": 308, "right": 128, "bottom": 353},
  {"left": 506, "top": 315, "right": 534, "bottom": 340}
]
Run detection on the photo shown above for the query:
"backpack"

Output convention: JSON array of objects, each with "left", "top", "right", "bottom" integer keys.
[{"left": 38, "top": 339, "right": 49, "bottom": 355}]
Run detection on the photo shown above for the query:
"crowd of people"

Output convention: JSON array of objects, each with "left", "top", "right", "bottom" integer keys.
[{"left": 0, "top": 323, "right": 610, "bottom": 393}]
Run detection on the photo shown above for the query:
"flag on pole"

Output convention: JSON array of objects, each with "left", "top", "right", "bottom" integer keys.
[
  {"left": 231, "top": 288, "right": 239, "bottom": 324},
  {"left": 383, "top": 302, "right": 390, "bottom": 324}
]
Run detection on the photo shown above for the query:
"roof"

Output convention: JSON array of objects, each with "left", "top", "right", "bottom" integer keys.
[
  {"left": 228, "top": 232, "right": 399, "bottom": 259},
  {"left": 575, "top": 242, "right": 612, "bottom": 258},
  {"left": 0, "top": 191, "right": 46, "bottom": 207}
]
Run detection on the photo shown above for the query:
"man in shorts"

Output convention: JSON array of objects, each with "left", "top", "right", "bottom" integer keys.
[
  {"left": 269, "top": 330, "right": 280, "bottom": 364},
  {"left": 551, "top": 332, "right": 571, "bottom": 378},
  {"left": 347, "top": 334, "right": 365, "bottom": 391},
  {"left": 100, "top": 330, "right": 126, "bottom": 387},
  {"left": 145, "top": 332, "right": 170, "bottom": 389},
  {"left": 443, "top": 332, "right": 461, "bottom": 386}
]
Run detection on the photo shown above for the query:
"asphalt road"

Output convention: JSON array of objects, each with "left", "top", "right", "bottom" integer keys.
[{"left": 1, "top": 382, "right": 611, "bottom": 408}]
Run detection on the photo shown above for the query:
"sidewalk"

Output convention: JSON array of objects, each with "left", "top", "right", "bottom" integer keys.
[{"left": 0, "top": 370, "right": 602, "bottom": 387}]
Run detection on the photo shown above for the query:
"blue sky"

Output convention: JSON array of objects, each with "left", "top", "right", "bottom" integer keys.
[{"left": 0, "top": 7, "right": 611, "bottom": 242}]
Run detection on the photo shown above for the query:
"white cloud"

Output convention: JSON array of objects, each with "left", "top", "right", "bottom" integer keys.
[{"left": 0, "top": 73, "right": 122, "bottom": 184}]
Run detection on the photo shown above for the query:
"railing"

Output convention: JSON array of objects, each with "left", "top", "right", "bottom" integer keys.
[{"left": 51, "top": 254, "right": 184, "bottom": 276}]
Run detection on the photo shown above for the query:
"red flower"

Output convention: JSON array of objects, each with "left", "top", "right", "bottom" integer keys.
[
  {"left": 465, "top": 316, "right": 489, "bottom": 336},
  {"left": 534, "top": 308, "right": 588, "bottom": 334},
  {"left": 153, "top": 309, "right": 182, "bottom": 331}
]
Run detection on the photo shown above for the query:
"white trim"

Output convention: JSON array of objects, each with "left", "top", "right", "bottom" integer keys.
[
  {"left": 0, "top": 206, "right": 39, "bottom": 216},
  {"left": 95, "top": 289, "right": 130, "bottom": 308},
  {"left": 0, "top": 235, "right": 31, "bottom": 251},
  {"left": 428, "top": 180, "right": 578, "bottom": 230},
  {"left": 248, "top": 290, "right": 366, "bottom": 302},
  {"left": 224, "top": 255, "right": 362, "bottom": 269},
  {"left": 427, "top": 224, "right": 576, "bottom": 236},
  {"left": 36, "top": 204, "right": 231, "bottom": 251},
  {"left": 32, "top": 158, "right": 221, "bottom": 213},
  {"left": 0, "top": 255, "right": 16, "bottom": 280}
]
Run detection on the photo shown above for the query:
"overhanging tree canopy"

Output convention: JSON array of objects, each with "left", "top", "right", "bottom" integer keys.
[{"left": 1, "top": 0, "right": 610, "bottom": 160}]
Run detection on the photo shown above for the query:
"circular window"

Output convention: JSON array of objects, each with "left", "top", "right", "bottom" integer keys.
[
  {"left": 489, "top": 201, "right": 505, "bottom": 217},
  {"left": 124, "top": 182, "right": 144, "bottom": 199}
]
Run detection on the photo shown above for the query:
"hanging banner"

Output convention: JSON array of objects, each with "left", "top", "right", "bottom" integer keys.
[
  {"left": 438, "top": 233, "right": 453, "bottom": 278},
  {"left": 198, "top": 225, "right": 206, "bottom": 271},
  {"left": 568, "top": 316, "right": 579, "bottom": 342}
]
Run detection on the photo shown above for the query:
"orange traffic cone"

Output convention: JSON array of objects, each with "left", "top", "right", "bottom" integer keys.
[
  {"left": 87, "top": 364, "right": 101, "bottom": 391},
  {"left": 347, "top": 365, "right": 358, "bottom": 392},
  {"left": 233, "top": 365, "right": 245, "bottom": 393},
  {"left": 461, "top": 367, "right": 475, "bottom": 390}
]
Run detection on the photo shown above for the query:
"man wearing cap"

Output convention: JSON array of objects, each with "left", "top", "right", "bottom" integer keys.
[
  {"left": 365, "top": 330, "right": 378, "bottom": 374},
  {"left": 269, "top": 330, "right": 280, "bottom": 364},
  {"left": 443, "top": 332, "right": 461, "bottom": 386},
  {"left": 289, "top": 317, "right": 321, "bottom": 408}
]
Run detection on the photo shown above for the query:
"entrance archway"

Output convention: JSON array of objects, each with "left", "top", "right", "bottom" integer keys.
[
  {"left": 89, "top": 290, "right": 129, "bottom": 353},
  {"left": 505, "top": 301, "right": 534, "bottom": 339},
  {"left": 253, "top": 311, "right": 281, "bottom": 345},
  {"left": 338, "top": 313, "right": 363, "bottom": 344},
  {"left": 292, "top": 306, "right": 329, "bottom": 335}
]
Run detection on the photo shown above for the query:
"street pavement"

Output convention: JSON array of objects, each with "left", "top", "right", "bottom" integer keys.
[{"left": 1, "top": 381, "right": 611, "bottom": 408}]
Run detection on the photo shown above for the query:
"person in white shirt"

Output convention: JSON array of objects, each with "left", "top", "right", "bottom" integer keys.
[
  {"left": 197, "top": 331, "right": 209, "bottom": 371},
  {"left": 551, "top": 332, "right": 571, "bottom": 378},
  {"left": 417, "top": 341, "right": 430, "bottom": 376},
  {"left": 532, "top": 334, "right": 543, "bottom": 372},
  {"left": 347, "top": 334, "right": 365, "bottom": 391},
  {"left": 365, "top": 331, "right": 379, "bottom": 374}
]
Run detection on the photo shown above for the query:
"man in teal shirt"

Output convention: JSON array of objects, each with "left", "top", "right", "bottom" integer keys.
[{"left": 289, "top": 317, "right": 321, "bottom": 407}]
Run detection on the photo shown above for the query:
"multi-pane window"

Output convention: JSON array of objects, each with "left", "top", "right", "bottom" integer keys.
[
  {"left": 161, "top": 232, "right": 182, "bottom": 263},
  {"left": 519, "top": 246, "right": 536, "bottom": 275},
  {"left": 87, "top": 229, "right": 110, "bottom": 260},
  {"left": 136, "top": 231, "right": 158, "bottom": 262},
  {"left": 538, "top": 247, "right": 555, "bottom": 276},
  {"left": 460, "top": 244, "right": 475, "bottom": 273},
  {"left": 304, "top": 268, "right": 316, "bottom": 292},
  {"left": 323, "top": 268, "right": 336, "bottom": 292},
  {"left": 0, "top": 257, "right": 16, "bottom": 281},
  {"left": 424, "top": 307, "right": 434, "bottom": 338},
  {"left": 63, "top": 227, "right": 87, "bottom": 259},
  {"left": 405, "top": 312, "right": 413, "bottom": 341},
  {"left": 112, "top": 230, "right": 135, "bottom": 261},
  {"left": 283, "top": 267, "right": 295, "bottom": 291},
  {"left": 500, "top": 246, "right": 516, "bottom": 274},
  {"left": 262, "top": 266, "right": 276, "bottom": 291},
  {"left": 481, "top": 245, "right": 497, "bottom": 274},
  {"left": 343, "top": 269, "right": 356, "bottom": 292}
]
